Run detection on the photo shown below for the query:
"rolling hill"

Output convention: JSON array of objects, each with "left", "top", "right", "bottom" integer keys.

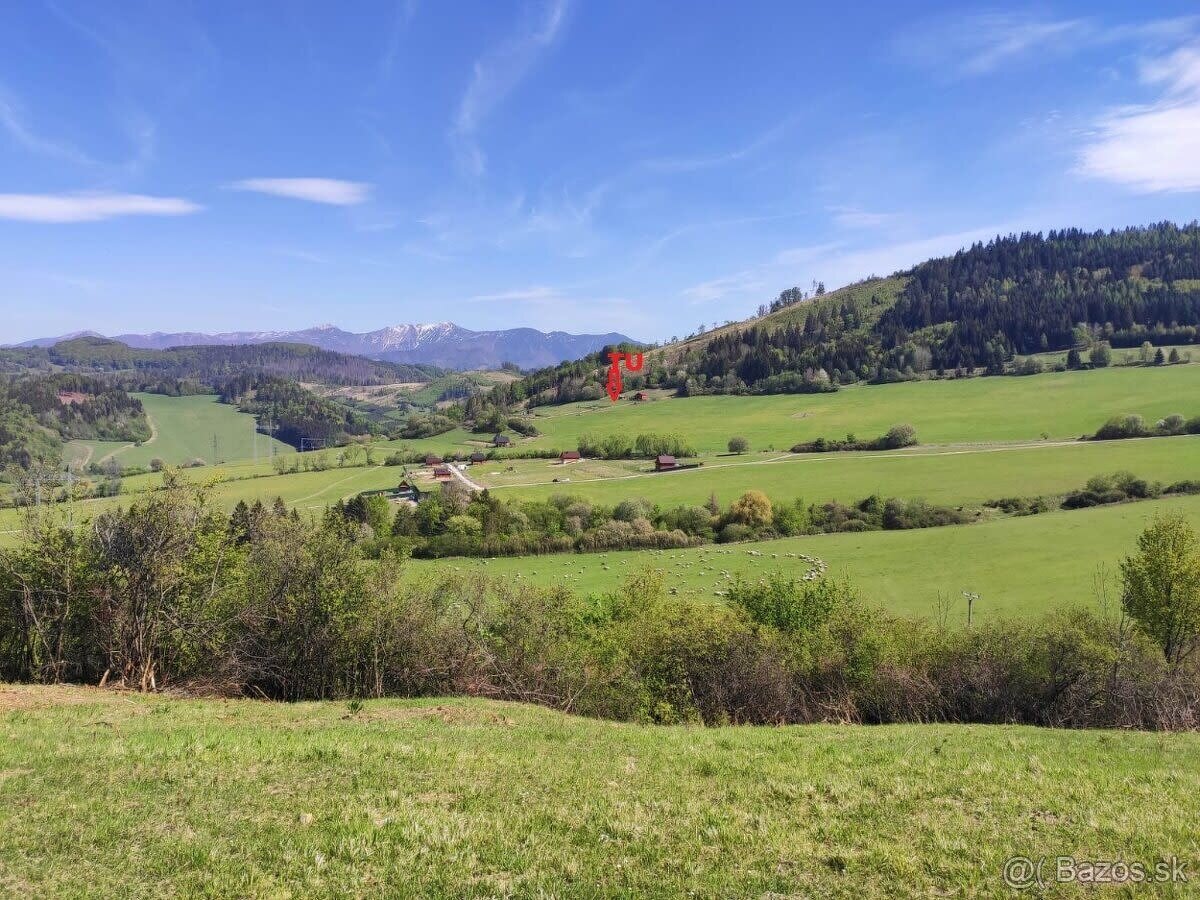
[
  {"left": 483, "top": 223, "right": 1200, "bottom": 409},
  {"left": 14, "top": 322, "right": 638, "bottom": 371},
  {"left": 0, "top": 337, "right": 435, "bottom": 387}
]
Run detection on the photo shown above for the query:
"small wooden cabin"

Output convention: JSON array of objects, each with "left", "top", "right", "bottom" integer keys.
[{"left": 654, "top": 454, "right": 677, "bottom": 471}]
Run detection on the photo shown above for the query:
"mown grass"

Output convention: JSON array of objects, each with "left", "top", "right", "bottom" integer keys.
[
  {"left": 519, "top": 364, "right": 1200, "bottom": 453},
  {"left": 105, "top": 394, "right": 292, "bottom": 468},
  {"left": 0, "top": 685, "right": 1196, "bottom": 898},
  {"left": 420, "top": 495, "right": 1200, "bottom": 620},
  {"left": 483, "top": 435, "right": 1200, "bottom": 508}
]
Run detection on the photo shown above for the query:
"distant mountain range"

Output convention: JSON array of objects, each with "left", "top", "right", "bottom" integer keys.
[{"left": 12, "top": 322, "right": 638, "bottom": 371}]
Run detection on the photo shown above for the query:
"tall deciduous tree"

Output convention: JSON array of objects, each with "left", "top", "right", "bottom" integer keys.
[{"left": 1121, "top": 513, "right": 1200, "bottom": 666}]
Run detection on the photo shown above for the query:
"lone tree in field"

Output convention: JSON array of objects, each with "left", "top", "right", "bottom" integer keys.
[
  {"left": 728, "top": 436, "right": 749, "bottom": 454},
  {"left": 1121, "top": 513, "right": 1200, "bottom": 666}
]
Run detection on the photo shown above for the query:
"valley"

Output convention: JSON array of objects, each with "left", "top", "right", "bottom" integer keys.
[{"left": 4, "top": 358, "right": 1198, "bottom": 623}]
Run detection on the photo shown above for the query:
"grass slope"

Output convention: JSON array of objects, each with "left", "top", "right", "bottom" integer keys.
[
  {"left": 420, "top": 495, "right": 1200, "bottom": 620},
  {"left": 517, "top": 365, "right": 1200, "bottom": 454},
  {"left": 647, "top": 275, "right": 907, "bottom": 365},
  {"left": 485, "top": 435, "right": 1200, "bottom": 508},
  {"left": 107, "top": 394, "right": 293, "bottom": 468},
  {"left": 1, "top": 686, "right": 1196, "bottom": 898}
]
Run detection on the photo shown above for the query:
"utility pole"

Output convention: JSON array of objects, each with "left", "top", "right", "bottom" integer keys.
[{"left": 963, "top": 591, "right": 980, "bottom": 627}]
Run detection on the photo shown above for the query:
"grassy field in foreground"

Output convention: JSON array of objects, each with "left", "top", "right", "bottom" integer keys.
[
  {"left": 483, "top": 435, "right": 1200, "bottom": 508},
  {"left": 420, "top": 494, "right": 1200, "bottom": 620},
  {"left": 0, "top": 686, "right": 1196, "bottom": 898},
  {"left": 98, "top": 394, "right": 292, "bottom": 469},
  {"left": 519, "top": 365, "right": 1200, "bottom": 453}
]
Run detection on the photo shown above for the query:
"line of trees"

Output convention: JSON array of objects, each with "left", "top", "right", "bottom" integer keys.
[{"left": 2, "top": 479, "right": 1199, "bottom": 729}]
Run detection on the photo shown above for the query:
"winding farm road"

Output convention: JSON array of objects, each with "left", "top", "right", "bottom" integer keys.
[
  {"left": 480, "top": 436, "right": 1108, "bottom": 492},
  {"left": 448, "top": 463, "right": 484, "bottom": 493},
  {"left": 96, "top": 413, "right": 159, "bottom": 467}
]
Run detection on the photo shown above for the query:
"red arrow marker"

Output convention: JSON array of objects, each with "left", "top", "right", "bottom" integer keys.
[{"left": 606, "top": 351, "right": 625, "bottom": 401}]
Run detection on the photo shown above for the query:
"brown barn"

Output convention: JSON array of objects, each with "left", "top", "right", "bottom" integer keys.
[
  {"left": 432, "top": 465, "right": 453, "bottom": 480},
  {"left": 492, "top": 434, "right": 511, "bottom": 447},
  {"left": 655, "top": 454, "right": 677, "bottom": 471},
  {"left": 559, "top": 450, "right": 581, "bottom": 463},
  {"left": 469, "top": 451, "right": 487, "bottom": 464},
  {"left": 425, "top": 453, "right": 443, "bottom": 466}
]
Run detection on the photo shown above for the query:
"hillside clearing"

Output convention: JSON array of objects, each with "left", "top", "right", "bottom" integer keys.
[{"left": 107, "top": 394, "right": 292, "bottom": 468}]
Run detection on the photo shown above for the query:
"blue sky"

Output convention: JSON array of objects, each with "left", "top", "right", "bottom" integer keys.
[{"left": 2, "top": 1, "right": 1200, "bottom": 343}]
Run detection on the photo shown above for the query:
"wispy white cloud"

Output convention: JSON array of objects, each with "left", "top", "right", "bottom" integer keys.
[
  {"left": 828, "top": 206, "right": 897, "bottom": 229},
  {"left": 467, "top": 286, "right": 561, "bottom": 304},
  {"left": 451, "top": 0, "right": 569, "bottom": 175},
  {"left": 273, "top": 247, "right": 330, "bottom": 264},
  {"left": 465, "top": 284, "right": 649, "bottom": 334},
  {"left": 779, "top": 226, "right": 1016, "bottom": 286},
  {"left": 0, "top": 83, "right": 94, "bottom": 165},
  {"left": 0, "top": 81, "right": 160, "bottom": 177},
  {"left": 682, "top": 225, "right": 1020, "bottom": 308},
  {"left": 1078, "top": 42, "right": 1200, "bottom": 192},
  {"left": 641, "top": 116, "right": 799, "bottom": 174},
  {"left": 230, "top": 178, "right": 371, "bottom": 205},
  {"left": 680, "top": 271, "right": 771, "bottom": 304},
  {"left": 376, "top": 0, "right": 420, "bottom": 82},
  {"left": 896, "top": 13, "right": 1198, "bottom": 77},
  {"left": 0, "top": 192, "right": 201, "bottom": 223}
]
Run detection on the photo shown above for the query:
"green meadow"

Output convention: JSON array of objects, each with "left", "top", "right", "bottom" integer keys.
[
  {"left": 2, "top": 685, "right": 1197, "bottom": 898},
  {"left": 519, "top": 364, "right": 1200, "bottom": 452},
  {"left": 0, "top": 462, "right": 409, "bottom": 538},
  {"left": 484, "top": 435, "right": 1200, "bottom": 508},
  {"left": 419, "top": 494, "right": 1200, "bottom": 620},
  {"left": 364, "top": 366, "right": 1200, "bottom": 460},
  {"left": 77, "top": 393, "right": 293, "bottom": 469}
]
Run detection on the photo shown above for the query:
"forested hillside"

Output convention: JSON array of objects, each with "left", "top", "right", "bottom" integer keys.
[
  {"left": 485, "top": 223, "right": 1200, "bottom": 408},
  {"left": 218, "top": 374, "right": 376, "bottom": 447},
  {"left": 0, "top": 337, "right": 439, "bottom": 387},
  {"left": 5, "top": 374, "right": 150, "bottom": 442},
  {"left": 881, "top": 224, "right": 1200, "bottom": 368},
  {"left": 0, "top": 374, "right": 151, "bottom": 474}
]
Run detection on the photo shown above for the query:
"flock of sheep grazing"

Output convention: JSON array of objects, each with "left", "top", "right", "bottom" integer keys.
[{"left": 459, "top": 545, "right": 829, "bottom": 597}]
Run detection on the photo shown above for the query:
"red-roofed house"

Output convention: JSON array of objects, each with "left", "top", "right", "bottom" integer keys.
[{"left": 655, "top": 454, "right": 677, "bottom": 471}]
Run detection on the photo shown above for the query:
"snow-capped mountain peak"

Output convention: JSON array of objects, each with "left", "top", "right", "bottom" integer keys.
[{"left": 13, "top": 321, "right": 637, "bottom": 370}]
